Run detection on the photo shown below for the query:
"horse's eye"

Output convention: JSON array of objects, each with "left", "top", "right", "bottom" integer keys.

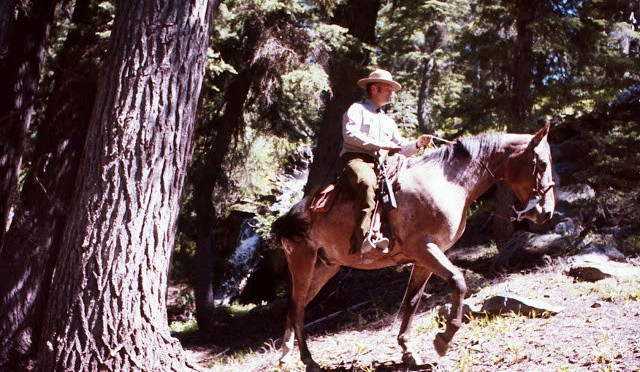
[{"left": 539, "top": 161, "right": 548, "bottom": 171}]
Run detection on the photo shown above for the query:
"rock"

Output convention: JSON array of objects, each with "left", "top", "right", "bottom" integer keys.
[
  {"left": 567, "top": 265, "right": 613, "bottom": 282},
  {"left": 480, "top": 294, "right": 563, "bottom": 316},
  {"left": 437, "top": 301, "right": 482, "bottom": 322},
  {"left": 555, "top": 183, "right": 596, "bottom": 204},
  {"left": 554, "top": 218, "right": 577, "bottom": 235},
  {"left": 527, "top": 232, "right": 572, "bottom": 253},
  {"left": 566, "top": 260, "right": 639, "bottom": 282},
  {"left": 576, "top": 243, "right": 626, "bottom": 262}
]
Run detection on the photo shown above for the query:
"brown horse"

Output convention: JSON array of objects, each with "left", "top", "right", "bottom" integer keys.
[{"left": 272, "top": 124, "right": 555, "bottom": 371}]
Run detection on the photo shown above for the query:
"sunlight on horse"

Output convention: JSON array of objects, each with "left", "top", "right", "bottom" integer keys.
[{"left": 272, "top": 124, "right": 555, "bottom": 371}]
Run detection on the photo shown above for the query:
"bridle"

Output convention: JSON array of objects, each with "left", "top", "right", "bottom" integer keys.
[
  {"left": 479, "top": 150, "right": 555, "bottom": 222},
  {"left": 511, "top": 152, "right": 555, "bottom": 221}
]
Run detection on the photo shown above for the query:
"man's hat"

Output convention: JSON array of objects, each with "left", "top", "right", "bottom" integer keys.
[{"left": 357, "top": 69, "right": 402, "bottom": 92}]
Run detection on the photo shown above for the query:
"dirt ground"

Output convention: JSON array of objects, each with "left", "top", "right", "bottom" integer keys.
[{"left": 173, "top": 242, "right": 640, "bottom": 372}]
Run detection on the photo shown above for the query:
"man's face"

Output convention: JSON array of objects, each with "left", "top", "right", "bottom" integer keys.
[{"left": 372, "top": 83, "right": 394, "bottom": 105}]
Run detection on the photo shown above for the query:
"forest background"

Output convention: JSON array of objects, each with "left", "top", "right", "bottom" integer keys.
[{"left": 0, "top": 0, "right": 639, "bottom": 370}]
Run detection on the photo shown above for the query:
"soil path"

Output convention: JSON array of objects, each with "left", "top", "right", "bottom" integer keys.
[{"left": 175, "top": 251, "right": 640, "bottom": 372}]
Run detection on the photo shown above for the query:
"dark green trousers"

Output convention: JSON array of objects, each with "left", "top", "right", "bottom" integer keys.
[{"left": 342, "top": 152, "right": 378, "bottom": 253}]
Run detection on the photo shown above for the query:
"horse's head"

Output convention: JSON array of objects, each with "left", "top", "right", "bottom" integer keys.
[{"left": 506, "top": 122, "right": 556, "bottom": 224}]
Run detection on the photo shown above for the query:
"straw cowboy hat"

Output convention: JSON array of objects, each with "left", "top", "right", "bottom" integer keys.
[{"left": 357, "top": 69, "right": 402, "bottom": 91}]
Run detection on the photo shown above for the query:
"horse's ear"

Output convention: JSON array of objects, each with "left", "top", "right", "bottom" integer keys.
[{"left": 532, "top": 121, "right": 550, "bottom": 146}]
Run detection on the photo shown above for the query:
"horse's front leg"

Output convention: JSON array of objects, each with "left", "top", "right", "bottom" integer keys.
[
  {"left": 411, "top": 241, "right": 467, "bottom": 356},
  {"left": 397, "top": 266, "right": 432, "bottom": 366},
  {"left": 279, "top": 238, "right": 318, "bottom": 370},
  {"left": 280, "top": 240, "right": 340, "bottom": 371}
]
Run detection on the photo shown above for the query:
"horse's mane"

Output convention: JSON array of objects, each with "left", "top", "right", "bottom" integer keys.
[{"left": 410, "top": 132, "right": 507, "bottom": 167}]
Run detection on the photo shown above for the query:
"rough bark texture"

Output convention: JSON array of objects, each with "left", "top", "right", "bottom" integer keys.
[
  {"left": 417, "top": 57, "right": 435, "bottom": 132},
  {"left": 36, "top": 0, "right": 215, "bottom": 370},
  {"left": 305, "top": 0, "right": 381, "bottom": 191},
  {"left": 509, "top": 0, "right": 536, "bottom": 126},
  {"left": 0, "top": 0, "right": 57, "bottom": 245},
  {"left": 0, "top": 0, "right": 100, "bottom": 367}
]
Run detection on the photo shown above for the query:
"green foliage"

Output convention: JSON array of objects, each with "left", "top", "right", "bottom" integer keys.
[
  {"left": 276, "top": 64, "right": 331, "bottom": 137},
  {"left": 169, "top": 319, "right": 198, "bottom": 334},
  {"left": 171, "top": 233, "right": 197, "bottom": 281},
  {"left": 619, "top": 235, "right": 640, "bottom": 256},
  {"left": 172, "top": 0, "right": 640, "bottom": 282},
  {"left": 590, "top": 120, "right": 640, "bottom": 188}
]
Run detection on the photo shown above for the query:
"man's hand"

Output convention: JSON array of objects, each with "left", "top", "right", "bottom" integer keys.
[{"left": 416, "top": 134, "right": 433, "bottom": 149}]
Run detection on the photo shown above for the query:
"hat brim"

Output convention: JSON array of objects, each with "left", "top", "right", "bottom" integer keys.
[{"left": 357, "top": 78, "right": 402, "bottom": 92}]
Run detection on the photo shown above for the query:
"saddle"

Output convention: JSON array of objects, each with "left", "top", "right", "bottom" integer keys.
[
  {"left": 307, "top": 155, "right": 407, "bottom": 254},
  {"left": 307, "top": 155, "right": 407, "bottom": 214}
]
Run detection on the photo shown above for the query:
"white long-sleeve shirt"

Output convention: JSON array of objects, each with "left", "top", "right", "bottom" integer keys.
[{"left": 340, "top": 99, "right": 419, "bottom": 158}]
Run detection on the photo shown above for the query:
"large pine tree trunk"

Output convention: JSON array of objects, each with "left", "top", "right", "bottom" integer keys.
[
  {"left": 417, "top": 57, "right": 435, "bottom": 132},
  {"left": 36, "top": 0, "right": 215, "bottom": 370},
  {"left": 509, "top": 0, "right": 536, "bottom": 126},
  {"left": 191, "top": 14, "right": 260, "bottom": 328},
  {"left": 305, "top": 0, "right": 381, "bottom": 191},
  {"left": 0, "top": 0, "right": 57, "bottom": 244},
  {"left": 0, "top": 0, "right": 101, "bottom": 367},
  {"left": 193, "top": 69, "right": 253, "bottom": 328}
]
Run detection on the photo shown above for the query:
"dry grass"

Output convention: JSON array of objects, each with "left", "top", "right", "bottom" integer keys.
[{"left": 180, "top": 259, "right": 640, "bottom": 372}]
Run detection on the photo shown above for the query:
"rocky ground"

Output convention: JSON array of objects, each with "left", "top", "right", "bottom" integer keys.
[{"left": 172, "top": 237, "right": 640, "bottom": 372}]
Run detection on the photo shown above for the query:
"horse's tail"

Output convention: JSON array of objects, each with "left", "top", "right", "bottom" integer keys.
[{"left": 271, "top": 203, "right": 310, "bottom": 245}]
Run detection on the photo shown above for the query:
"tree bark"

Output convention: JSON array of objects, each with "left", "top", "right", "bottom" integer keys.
[
  {"left": 0, "top": 0, "right": 57, "bottom": 245},
  {"left": 36, "top": 0, "right": 216, "bottom": 370},
  {"left": 193, "top": 69, "right": 253, "bottom": 328},
  {"left": 0, "top": 0, "right": 99, "bottom": 367},
  {"left": 417, "top": 57, "right": 435, "bottom": 132},
  {"left": 492, "top": 182, "right": 515, "bottom": 250},
  {"left": 305, "top": 0, "right": 381, "bottom": 191},
  {"left": 509, "top": 0, "right": 536, "bottom": 127}
]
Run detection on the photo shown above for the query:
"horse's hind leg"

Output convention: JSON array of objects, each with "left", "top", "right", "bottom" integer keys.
[
  {"left": 397, "top": 266, "right": 432, "bottom": 366},
  {"left": 409, "top": 241, "right": 467, "bottom": 356},
  {"left": 280, "top": 240, "right": 339, "bottom": 371}
]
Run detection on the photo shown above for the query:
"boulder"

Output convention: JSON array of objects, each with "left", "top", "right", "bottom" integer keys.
[
  {"left": 480, "top": 294, "right": 563, "bottom": 316},
  {"left": 566, "top": 260, "right": 639, "bottom": 282},
  {"left": 438, "top": 294, "right": 564, "bottom": 320},
  {"left": 555, "top": 183, "right": 596, "bottom": 204},
  {"left": 576, "top": 242, "right": 626, "bottom": 262},
  {"left": 437, "top": 301, "right": 481, "bottom": 322}
]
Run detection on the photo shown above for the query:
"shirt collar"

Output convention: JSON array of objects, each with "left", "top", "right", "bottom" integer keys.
[{"left": 363, "top": 99, "right": 384, "bottom": 114}]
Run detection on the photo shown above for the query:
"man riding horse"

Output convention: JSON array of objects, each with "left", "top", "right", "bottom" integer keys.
[
  {"left": 274, "top": 69, "right": 555, "bottom": 371},
  {"left": 341, "top": 69, "right": 432, "bottom": 255}
]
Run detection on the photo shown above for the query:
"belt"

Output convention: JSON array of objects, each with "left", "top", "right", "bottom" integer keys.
[{"left": 341, "top": 152, "right": 377, "bottom": 163}]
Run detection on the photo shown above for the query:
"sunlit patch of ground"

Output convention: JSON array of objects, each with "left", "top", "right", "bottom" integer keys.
[{"left": 177, "top": 256, "right": 640, "bottom": 371}]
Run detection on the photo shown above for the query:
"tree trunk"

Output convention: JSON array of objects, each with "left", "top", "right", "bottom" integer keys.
[
  {"left": 509, "top": 0, "right": 536, "bottom": 127},
  {"left": 0, "top": 0, "right": 99, "bottom": 367},
  {"left": 0, "top": 0, "right": 18, "bottom": 60},
  {"left": 36, "top": 0, "right": 215, "bottom": 370},
  {"left": 305, "top": 0, "right": 381, "bottom": 191},
  {"left": 193, "top": 69, "right": 253, "bottom": 328},
  {"left": 417, "top": 57, "right": 435, "bottom": 132},
  {"left": 492, "top": 182, "right": 515, "bottom": 250},
  {"left": 0, "top": 0, "right": 57, "bottom": 245}
]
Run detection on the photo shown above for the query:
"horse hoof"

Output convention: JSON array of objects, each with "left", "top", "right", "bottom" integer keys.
[
  {"left": 433, "top": 332, "right": 450, "bottom": 356},
  {"left": 402, "top": 351, "right": 423, "bottom": 366},
  {"left": 278, "top": 356, "right": 291, "bottom": 367},
  {"left": 305, "top": 363, "right": 321, "bottom": 372},
  {"left": 303, "top": 359, "right": 321, "bottom": 372}
]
